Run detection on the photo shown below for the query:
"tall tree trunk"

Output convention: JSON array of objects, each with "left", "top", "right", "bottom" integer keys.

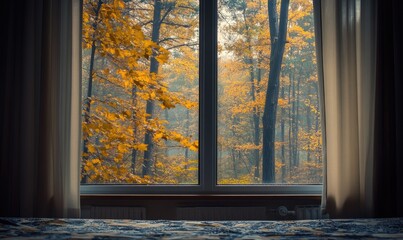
[
  {"left": 142, "top": 0, "right": 162, "bottom": 177},
  {"left": 291, "top": 72, "right": 297, "bottom": 167},
  {"left": 288, "top": 72, "right": 292, "bottom": 179},
  {"left": 231, "top": 149, "right": 238, "bottom": 179},
  {"left": 131, "top": 87, "right": 138, "bottom": 174},
  {"left": 313, "top": 82, "right": 320, "bottom": 163},
  {"left": 184, "top": 108, "right": 190, "bottom": 170},
  {"left": 262, "top": 0, "right": 289, "bottom": 183},
  {"left": 247, "top": 55, "right": 261, "bottom": 178},
  {"left": 306, "top": 105, "right": 311, "bottom": 162},
  {"left": 280, "top": 85, "right": 286, "bottom": 182},
  {"left": 306, "top": 87, "right": 312, "bottom": 162},
  {"left": 164, "top": 109, "right": 169, "bottom": 157},
  {"left": 230, "top": 117, "right": 239, "bottom": 178},
  {"left": 294, "top": 75, "right": 301, "bottom": 167},
  {"left": 242, "top": 9, "right": 261, "bottom": 179},
  {"left": 254, "top": 62, "right": 262, "bottom": 179},
  {"left": 82, "top": 0, "right": 103, "bottom": 183}
]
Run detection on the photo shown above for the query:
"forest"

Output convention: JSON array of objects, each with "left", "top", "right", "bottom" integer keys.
[{"left": 81, "top": 0, "right": 323, "bottom": 185}]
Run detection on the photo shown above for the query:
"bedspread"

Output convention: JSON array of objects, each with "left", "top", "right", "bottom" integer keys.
[{"left": 0, "top": 217, "right": 402, "bottom": 239}]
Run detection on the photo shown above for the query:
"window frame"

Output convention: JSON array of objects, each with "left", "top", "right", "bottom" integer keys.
[{"left": 80, "top": 0, "right": 324, "bottom": 196}]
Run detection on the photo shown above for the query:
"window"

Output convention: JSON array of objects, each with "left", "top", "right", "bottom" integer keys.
[{"left": 81, "top": 0, "right": 323, "bottom": 194}]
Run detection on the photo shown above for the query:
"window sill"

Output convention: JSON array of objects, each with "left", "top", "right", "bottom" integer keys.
[{"left": 80, "top": 184, "right": 322, "bottom": 195}]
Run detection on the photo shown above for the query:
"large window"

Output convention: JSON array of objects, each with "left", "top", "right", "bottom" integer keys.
[{"left": 81, "top": 0, "right": 323, "bottom": 194}]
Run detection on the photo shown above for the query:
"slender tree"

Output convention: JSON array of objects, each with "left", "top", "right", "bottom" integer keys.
[
  {"left": 262, "top": 0, "right": 290, "bottom": 183},
  {"left": 142, "top": 0, "right": 162, "bottom": 177},
  {"left": 82, "top": 0, "right": 103, "bottom": 183}
]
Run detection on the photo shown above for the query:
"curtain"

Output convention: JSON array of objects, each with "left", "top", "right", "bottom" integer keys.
[
  {"left": 319, "top": 0, "right": 377, "bottom": 218},
  {"left": 320, "top": 0, "right": 403, "bottom": 218},
  {"left": 0, "top": 0, "right": 81, "bottom": 218},
  {"left": 373, "top": 0, "right": 403, "bottom": 217}
]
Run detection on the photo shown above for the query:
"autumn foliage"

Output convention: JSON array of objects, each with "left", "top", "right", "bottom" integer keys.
[{"left": 81, "top": 0, "right": 322, "bottom": 185}]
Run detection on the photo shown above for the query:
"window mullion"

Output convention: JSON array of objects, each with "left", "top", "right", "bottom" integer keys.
[{"left": 199, "top": 0, "right": 218, "bottom": 192}]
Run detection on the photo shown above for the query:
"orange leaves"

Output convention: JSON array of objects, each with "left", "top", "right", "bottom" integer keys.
[
  {"left": 117, "top": 144, "right": 128, "bottom": 153},
  {"left": 82, "top": 0, "right": 200, "bottom": 184},
  {"left": 218, "top": 174, "right": 255, "bottom": 184},
  {"left": 153, "top": 132, "right": 165, "bottom": 141},
  {"left": 278, "top": 98, "right": 289, "bottom": 108},
  {"left": 235, "top": 143, "right": 261, "bottom": 151},
  {"left": 183, "top": 100, "right": 198, "bottom": 109},
  {"left": 88, "top": 144, "right": 97, "bottom": 153},
  {"left": 155, "top": 47, "right": 170, "bottom": 64},
  {"left": 299, "top": 129, "right": 322, "bottom": 152},
  {"left": 113, "top": 0, "right": 125, "bottom": 9},
  {"left": 92, "top": 158, "right": 101, "bottom": 164},
  {"left": 134, "top": 143, "right": 148, "bottom": 151},
  {"left": 275, "top": 161, "right": 286, "bottom": 175},
  {"left": 189, "top": 141, "right": 199, "bottom": 152}
]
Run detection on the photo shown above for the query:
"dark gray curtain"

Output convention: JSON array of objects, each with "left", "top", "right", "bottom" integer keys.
[
  {"left": 0, "top": 0, "right": 81, "bottom": 218},
  {"left": 373, "top": 0, "right": 403, "bottom": 218}
]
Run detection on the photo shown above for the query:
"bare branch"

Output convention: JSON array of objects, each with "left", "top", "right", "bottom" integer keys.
[
  {"left": 165, "top": 42, "right": 198, "bottom": 50},
  {"left": 158, "top": 37, "right": 191, "bottom": 44},
  {"left": 162, "top": 21, "right": 191, "bottom": 28},
  {"left": 159, "top": 6, "right": 173, "bottom": 25}
]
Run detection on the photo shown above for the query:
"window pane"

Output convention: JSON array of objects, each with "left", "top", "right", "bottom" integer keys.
[
  {"left": 81, "top": 0, "right": 199, "bottom": 184},
  {"left": 217, "top": 0, "right": 322, "bottom": 184}
]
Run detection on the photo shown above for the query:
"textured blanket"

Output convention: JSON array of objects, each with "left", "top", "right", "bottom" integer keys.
[{"left": 0, "top": 217, "right": 402, "bottom": 239}]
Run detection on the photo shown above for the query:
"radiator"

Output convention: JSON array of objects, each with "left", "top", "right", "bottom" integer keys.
[
  {"left": 176, "top": 207, "right": 267, "bottom": 220},
  {"left": 275, "top": 205, "right": 324, "bottom": 220},
  {"left": 81, "top": 206, "right": 146, "bottom": 219},
  {"left": 295, "top": 205, "right": 323, "bottom": 219}
]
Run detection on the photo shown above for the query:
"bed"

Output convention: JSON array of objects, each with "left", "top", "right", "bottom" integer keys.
[{"left": 0, "top": 217, "right": 402, "bottom": 239}]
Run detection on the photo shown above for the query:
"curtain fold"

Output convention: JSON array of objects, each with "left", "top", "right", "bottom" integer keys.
[
  {"left": 0, "top": 0, "right": 81, "bottom": 218},
  {"left": 320, "top": 0, "right": 377, "bottom": 218}
]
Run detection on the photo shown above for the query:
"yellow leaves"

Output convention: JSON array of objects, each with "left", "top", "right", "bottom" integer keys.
[
  {"left": 235, "top": 143, "right": 261, "bottom": 151},
  {"left": 113, "top": 155, "right": 123, "bottom": 163},
  {"left": 275, "top": 141, "right": 287, "bottom": 150},
  {"left": 155, "top": 48, "right": 170, "bottom": 64},
  {"left": 117, "top": 144, "right": 127, "bottom": 153},
  {"left": 105, "top": 112, "right": 118, "bottom": 121},
  {"left": 152, "top": 129, "right": 198, "bottom": 152},
  {"left": 153, "top": 132, "right": 165, "bottom": 141},
  {"left": 81, "top": 0, "right": 200, "bottom": 184},
  {"left": 189, "top": 141, "right": 199, "bottom": 152},
  {"left": 92, "top": 159, "right": 101, "bottom": 164},
  {"left": 83, "top": 11, "right": 90, "bottom": 25},
  {"left": 113, "top": 0, "right": 125, "bottom": 9},
  {"left": 116, "top": 69, "right": 127, "bottom": 78},
  {"left": 218, "top": 174, "right": 255, "bottom": 184},
  {"left": 83, "top": 42, "right": 93, "bottom": 49},
  {"left": 88, "top": 144, "right": 96, "bottom": 153},
  {"left": 275, "top": 161, "right": 286, "bottom": 174},
  {"left": 102, "top": 68, "right": 110, "bottom": 76},
  {"left": 169, "top": 131, "right": 183, "bottom": 143},
  {"left": 134, "top": 144, "right": 148, "bottom": 151},
  {"left": 161, "top": 98, "right": 176, "bottom": 109},
  {"left": 122, "top": 110, "right": 131, "bottom": 118},
  {"left": 183, "top": 100, "right": 198, "bottom": 109},
  {"left": 278, "top": 98, "right": 289, "bottom": 108}
]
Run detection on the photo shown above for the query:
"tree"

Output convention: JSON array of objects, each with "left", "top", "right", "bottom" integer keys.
[
  {"left": 82, "top": 0, "right": 323, "bottom": 185},
  {"left": 82, "top": 0, "right": 103, "bottom": 183},
  {"left": 82, "top": 0, "right": 199, "bottom": 183},
  {"left": 262, "top": 0, "right": 290, "bottom": 183}
]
